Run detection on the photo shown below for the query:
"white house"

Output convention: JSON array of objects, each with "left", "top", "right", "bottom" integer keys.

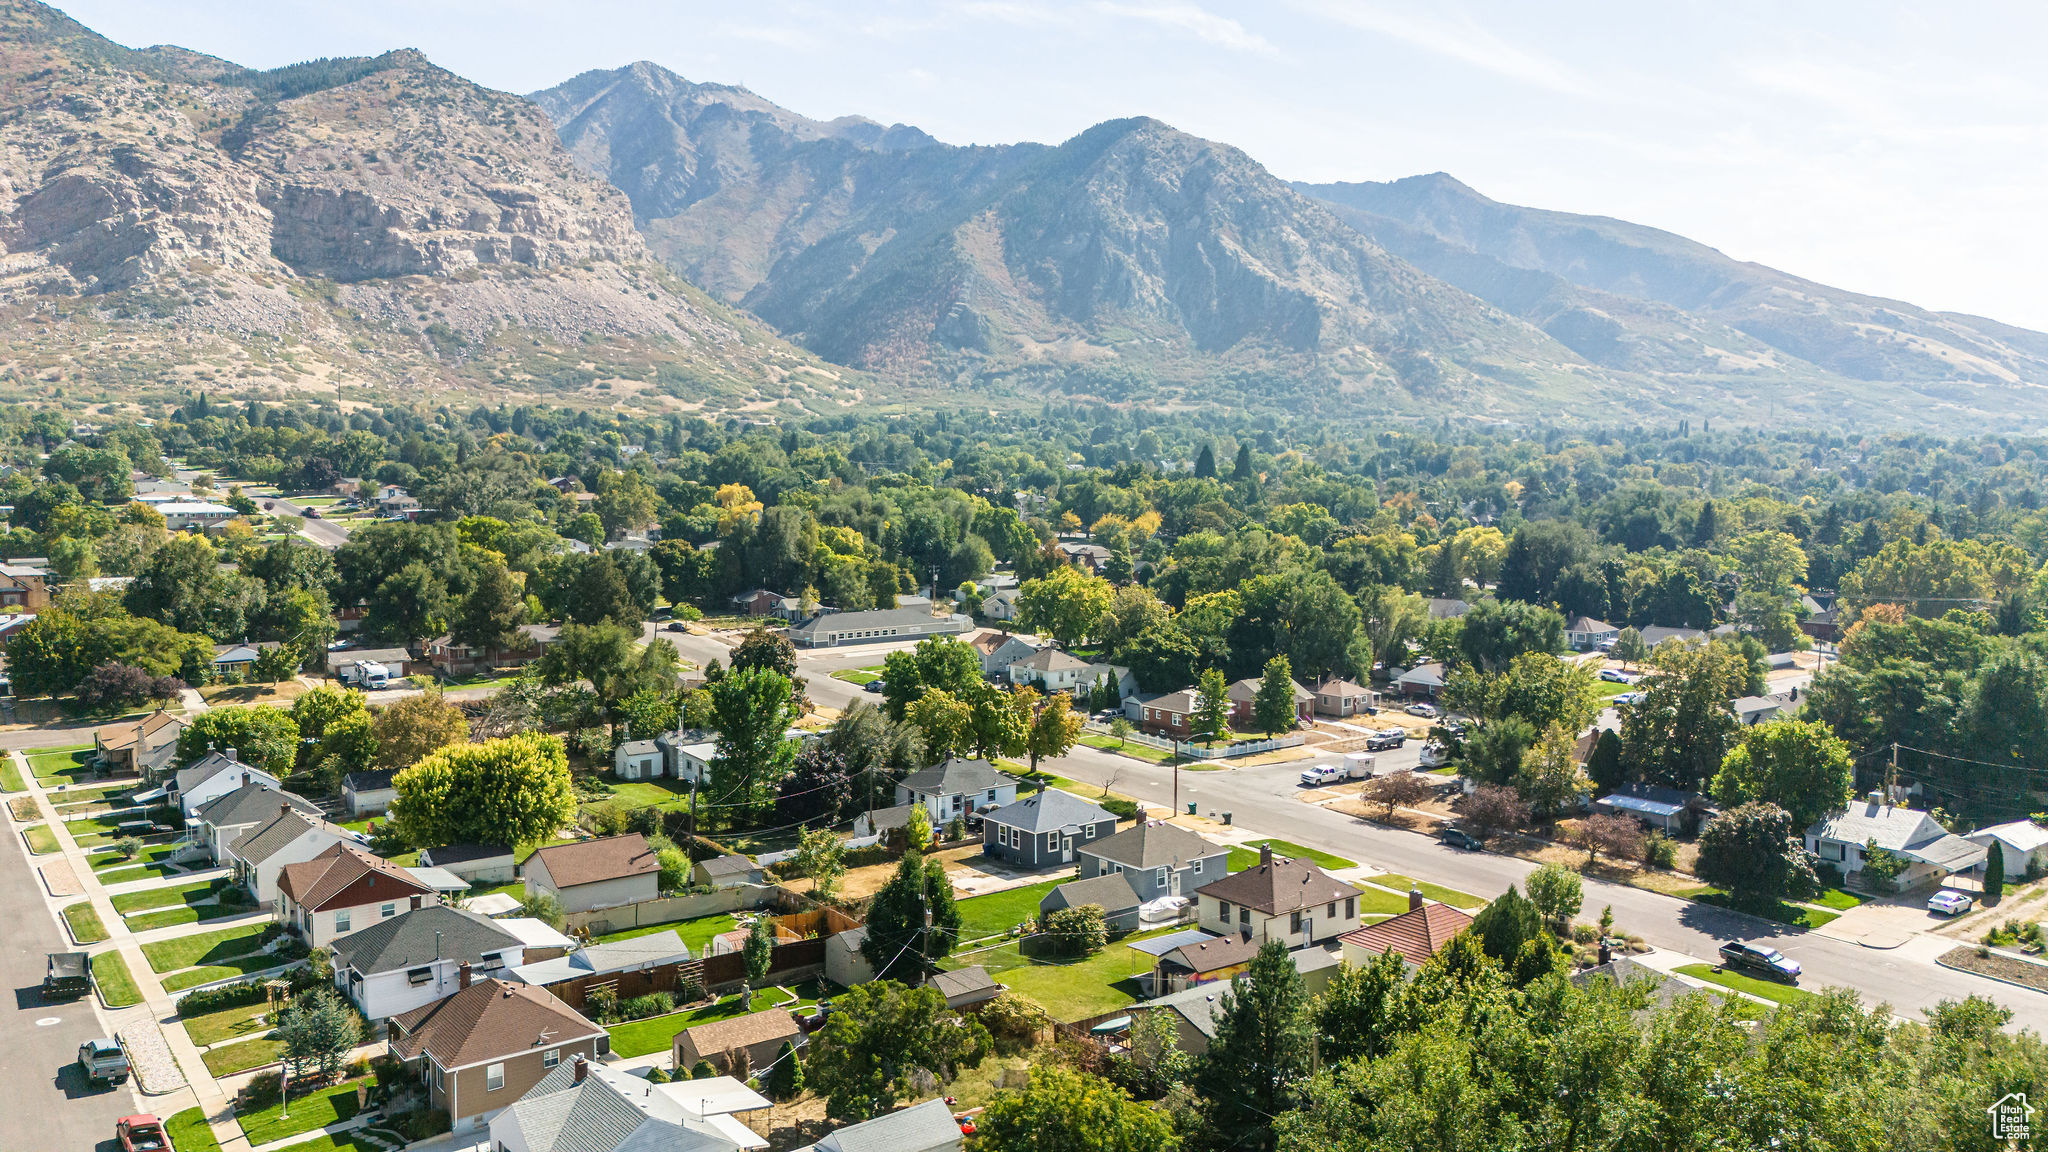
[
  {"left": 226, "top": 806, "right": 359, "bottom": 906},
  {"left": 1805, "top": 800, "right": 1987, "bottom": 891},
  {"left": 970, "top": 631, "right": 1042, "bottom": 677},
  {"left": 895, "top": 758, "right": 1019, "bottom": 822},
  {"left": 158, "top": 501, "right": 237, "bottom": 530},
  {"left": 1005, "top": 648, "right": 1102, "bottom": 694},
  {"left": 1192, "top": 845, "right": 1364, "bottom": 947},
  {"left": 490, "top": 1061, "right": 772, "bottom": 1152},
  {"left": 1966, "top": 820, "right": 2048, "bottom": 883},
  {"left": 276, "top": 843, "right": 439, "bottom": 948},
  {"left": 419, "top": 843, "right": 518, "bottom": 885},
  {"left": 524, "top": 834, "right": 662, "bottom": 914},
  {"left": 330, "top": 904, "right": 529, "bottom": 1021},
  {"left": 981, "top": 588, "right": 1020, "bottom": 621},
  {"left": 613, "top": 739, "right": 662, "bottom": 780},
  {"left": 191, "top": 782, "right": 322, "bottom": 863},
  {"left": 172, "top": 753, "right": 278, "bottom": 818},
  {"left": 341, "top": 769, "right": 399, "bottom": 816}
]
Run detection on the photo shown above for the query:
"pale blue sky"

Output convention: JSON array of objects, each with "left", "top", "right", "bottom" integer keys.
[{"left": 58, "top": 1, "right": 2048, "bottom": 329}]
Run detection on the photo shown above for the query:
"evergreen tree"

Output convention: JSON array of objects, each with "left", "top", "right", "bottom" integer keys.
[
  {"left": 1232, "top": 443, "right": 1255, "bottom": 482},
  {"left": 1252, "top": 654, "right": 1297, "bottom": 736},
  {"left": 1312, "top": 948, "right": 1407, "bottom": 1066},
  {"left": 1585, "top": 728, "right": 1626, "bottom": 793},
  {"left": 860, "top": 850, "right": 959, "bottom": 979},
  {"left": 1194, "top": 444, "right": 1217, "bottom": 478},
  {"left": 1691, "top": 499, "right": 1719, "bottom": 546},
  {"left": 1191, "top": 941, "right": 1312, "bottom": 1152},
  {"left": 1986, "top": 840, "right": 2006, "bottom": 902}
]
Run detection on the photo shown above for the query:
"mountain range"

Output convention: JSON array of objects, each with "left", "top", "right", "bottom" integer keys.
[{"left": 3, "top": 0, "right": 2045, "bottom": 430}]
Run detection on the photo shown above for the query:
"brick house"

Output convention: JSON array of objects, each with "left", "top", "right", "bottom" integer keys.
[
  {"left": 1225, "top": 676, "right": 1314, "bottom": 728},
  {"left": 428, "top": 623, "right": 560, "bottom": 678},
  {"left": 388, "top": 973, "right": 609, "bottom": 1132}
]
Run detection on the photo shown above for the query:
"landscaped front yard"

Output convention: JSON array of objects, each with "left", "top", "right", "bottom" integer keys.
[
  {"left": 23, "top": 823, "right": 60, "bottom": 854},
  {"left": 142, "top": 922, "right": 270, "bottom": 974},
  {"left": 606, "top": 986, "right": 802, "bottom": 1058},
  {"left": 1077, "top": 734, "right": 1175, "bottom": 763},
  {"left": 234, "top": 1076, "right": 369, "bottom": 1145},
  {"left": 112, "top": 877, "right": 226, "bottom": 915},
  {"left": 166, "top": 1108, "right": 224, "bottom": 1152},
  {"left": 204, "top": 1035, "right": 283, "bottom": 1077},
  {"left": 1227, "top": 839, "right": 1357, "bottom": 871},
  {"left": 1368, "top": 874, "right": 1489, "bottom": 910},
  {"left": 63, "top": 902, "right": 108, "bottom": 942},
  {"left": 1673, "top": 963, "right": 1815, "bottom": 1008}
]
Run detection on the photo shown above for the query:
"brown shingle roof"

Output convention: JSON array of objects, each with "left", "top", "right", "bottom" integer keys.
[
  {"left": 1339, "top": 903, "right": 1474, "bottom": 966},
  {"left": 1159, "top": 933, "right": 1263, "bottom": 974},
  {"left": 277, "top": 843, "right": 433, "bottom": 911},
  {"left": 674, "top": 1007, "right": 800, "bottom": 1054},
  {"left": 390, "top": 977, "right": 604, "bottom": 1070},
  {"left": 1193, "top": 854, "right": 1359, "bottom": 916},
  {"left": 98, "top": 709, "right": 185, "bottom": 752},
  {"left": 530, "top": 834, "right": 660, "bottom": 889}
]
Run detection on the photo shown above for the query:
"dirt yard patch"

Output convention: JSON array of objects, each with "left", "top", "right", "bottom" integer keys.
[{"left": 1940, "top": 946, "right": 2048, "bottom": 993}]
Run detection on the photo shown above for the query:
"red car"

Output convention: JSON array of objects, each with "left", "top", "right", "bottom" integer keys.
[{"left": 116, "top": 1115, "right": 171, "bottom": 1152}]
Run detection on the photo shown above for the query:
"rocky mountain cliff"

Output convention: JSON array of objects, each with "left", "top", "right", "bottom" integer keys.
[
  {"left": 535, "top": 64, "right": 1598, "bottom": 419},
  {"left": 1299, "top": 174, "right": 2048, "bottom": 408},
  {"left": 0, "top": 0, "right": 846, "bottom": 412}
]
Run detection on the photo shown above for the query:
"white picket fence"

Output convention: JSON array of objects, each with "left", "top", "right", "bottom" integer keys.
[{"left": 1088, "top": 725, "right": 1305, "bottom": 760}]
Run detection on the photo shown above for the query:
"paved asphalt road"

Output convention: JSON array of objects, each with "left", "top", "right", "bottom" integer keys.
[
  {"left": 266, "top": 497, "right": 352, "bottom": 548},
  {"left": 0, "top": 807, "right": 137, "bottom": 1151}
]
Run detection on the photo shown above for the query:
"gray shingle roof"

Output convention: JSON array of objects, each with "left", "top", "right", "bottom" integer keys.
[
  {"left": 787, "top": 607, "right": 953, "bottom": 636},
  {"left": 1081, "top": 821, "right": 1221, "bottom": 870},
  {"left": 1041, "top": 872, "right": 1142, "bottom": 914},
  {"left": 195, "top": 782, "right": 320, "bottom": 829},
  {"left": 898, "top": 758, "right": 1011, "bottom": 796},
  {"left": 983, "top": 788, "right": 1117, "bottom": 835},
  {"left": 696, "top": 854, "right": 758, "bottom": 877},
  {"left": 228, "top": 809, "right": 335, "bottom": 865},
  {"left": 330, "top": 904, "right": 522, "bottom": 975},
  {"left": 342, "top": 769, "right": 398, "bottom": 792},
  {"left": 814, "top": 1098, "right": 963, "bottom": 1152}
]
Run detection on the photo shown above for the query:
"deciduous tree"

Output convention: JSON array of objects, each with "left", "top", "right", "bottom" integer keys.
[
  {"left": 1695, "top": 801, "right": 1819, "bottom": 910},
  {"left": 860, "top": 851, "right": 959, "bottom": 980},
  {"left": 390, "top": 732, "right": 576, "bottom": 851},
  {"left": 980, "top": 1064, "right": 1176, "bottom": 1152},
  {"left": 370, "top": 687, "right": 470, "bottom": 771},
  {"left": 807, "top": 980, "right": 990, "bottom": 1123},
  {"left": 1710, "top": 719, "right": 1855, "bottom": 831}
]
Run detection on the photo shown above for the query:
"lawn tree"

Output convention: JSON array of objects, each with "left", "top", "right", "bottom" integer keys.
[
  {"left": 790, "top": 824, "right": 846, "bottom": 901},
  {"left": 904, "top": 804, "right": 933, "bottom": 852},
  {"left": 276, "top": 987, "right": 360, "bottom": 1082},
  {"left": 1312, "top": 948, "right": 1408, "bottom": 1066},
  {"left": 807, "top": 981, "right": 991, "bottom": 1122},
  {"left": 882, "top": 636, "right": 986, "bottom": 720},
  {"left": 1467, "top": 884, "right": 1561, "bottom": 985},
  {"left": 1191, "top": 941, "right": 1313, "bottom": 1152},
  {"left": 73, "top": 664, "right": 184, "bottom": 713},
  {"left": 860, "top": 851, "right": 959, "bottom": 980},
  {"left": 520, "top": 892, "right": 565, "bottom": 929},
  {"left": 907, "top": 689, "right": 974, "bottom": 760},
  {"left": 1109, "top": 716, "right": 1135, "bottom": 747},
  {"left": 766, "top": 1039, "right": 804, "bottom": 1100},
  {"left": 369, "top": 686, "right": 470, "bottom": 771},
  {"left": 1613, "top": 626, "right": 1648, "bottom": 669},
  {"left": 980, "top": 1064, "right": 1177, "bottom": 1152},
  {"left": 177, "top": 705, "right": 299, "bottom": 776},
  {"left": 1026, "top": 693, "right": 1085, "bottom": 772},
  {"left": 1524, "top": 862, "right": 1585, "bottom": 932},
  {"left": 390, "top": 732, "right": 577, "bottom": 851},
  {"left": 1016, "top": 565, "right": 1115, "bottom": 647},
  {"left": 1252, "top": 654, "right": 1298, "bottom": 736},
  {"left": 706, "top": 665, "right": 801, "bottom": 816},
  {"left": 1576, "top": 813, "right": 1646, "bottom": 866},
  {"left": 1113, "top": 1007, "right": 1195, "bottom": 1098},
  {"left": 1694, "top": 801, "right": 1820, "bottom": 910},
  {"left": 1710, "top": 719, "right": 1855, "bottom": 832},
  {"left": 1461, "top": 716, "right": 1537, "bottom": 786},
  {"left": 965, "top": 680, "right": 1033, "bottom": 762},
  {"left": 1515, "top": 722, "right": 1590, "bottom": 817},
  {"left": 1585, "top": 728, "right": 1625, "bottom": 793},
  {"left": 1364, "top": 771, "right": 1431, "bottom": 821},
  {"left": 1043, "top": 904, "right": 1108, "bottom": 957},
  {"left": 1444, "top": 651, "right": 1601, "bottom": 734},
  {"left": 1191, "top": 668, "right": 1231, "bottom": 745},
  {"left": 775, "top": 744, "right": 853, "bottom": 827},
  {"left": 1986, "top": 841, "right": 2006, "bottom": 902},
  {"left": 742, "top": 914, "right": 776, "bottom": 1002},
  {"left": 655, "top": 845, "right": 691, "bottom": 894},
  {"left": 1458, "top": 785, "right": 1530, "bottom": 842},
  {"left": 1859, "top": 840, "right": 1908, "bottom": 890},
  {"left": 1619, "top": 640, "right": 1751, "bottom": 792}
]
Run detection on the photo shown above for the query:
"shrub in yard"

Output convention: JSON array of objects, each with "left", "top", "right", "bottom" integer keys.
[
  {"left": 586, "top": 985, "right": 619, "bottom": 1021},
  {"left": 1643, "top": 830, "right": 1678, "bottom": 870},
  {"left": 401, "top": 1111, "right": 450, "bottom": 1140},
  {"left": 946, "top": 816, "right": 966, "bottom": 842},
  {"left": 113, "top": 836, "right": 142, "bottom": 860},
  {"left": 1099, "top": 797, "right": 1140, "bottom": 821},
  {"left": 766, "top": 1039, "right": 803, "bottom": 1099},
  {"left": 646, "top": 1066, "right": 671, "bottom": 1084},
  {"left": 1044, "top": 904, "right": 1108, "bottom": 958},
  {"left": 237, "top": 1070, "right": 283, "bottom": 1110},
  {"left": 690, "top": 1059, "right": 717, "bottom": 1080},
  {"left": 979, "top": 993, "right": 1044, "bottom": 1056},
  {"left": 675, "top": 977, "right": 706, "bottom": 1006},
  {"left": 1570, "top": 923, "right": 1599, "bottom": 944},
  {"left": 622, "top": 993, "right": 670, "bottom": 1020}
]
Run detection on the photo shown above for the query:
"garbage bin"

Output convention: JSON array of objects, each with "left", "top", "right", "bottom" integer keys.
[
  {"left": 1187, "top": 802, "right": 1197, "bottom": 815},
  {"left": 1221, "top": 811, "right": 1232, "bottom": 825}
]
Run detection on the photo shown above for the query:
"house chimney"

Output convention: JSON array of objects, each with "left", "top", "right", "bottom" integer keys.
[
  {"left": 1408, "top": 885, "right": 1424, "bottom": 912},
  {"left": 459, "top": 962, "right": 473, "bottom": 990},
  {"left": 1259, "top": 844, "right": 1273, "bottom": 869},
  {"left": 280, "top": 802, "right": 293, "bottom": 818},
  {"left": 572, "top": 1055, "right": 589, "bottom": 1084},
  {"left": 224, "top": 747, "right": 238, "bottom": 762}
]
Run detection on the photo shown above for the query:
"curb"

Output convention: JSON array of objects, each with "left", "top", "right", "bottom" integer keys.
[{"left": 1934, "top": 953, "right": 2048, "bottom": 997}]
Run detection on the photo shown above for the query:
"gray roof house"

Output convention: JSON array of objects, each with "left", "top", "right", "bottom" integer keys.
[
  {"left": 895, "top": 758, "right": 1019, "bottom": 821},
  {"left": 330, "top": 904, "right": 528, "bottom": 1020},
  {"left": 1077, "top": 820, "right": 1230, "bottom": 903},
  {"left": 1732, "top": 687, "right": 1802, "bottom": 726},
  {"left": 613, "top": 739, "right": 662, "bottom": 780},
  {"left": 508, "top": 929, "right": 692, "bottom": 988},
  {"left": 980, "top": 788, "right": 1120, "bottom": 868},
  {"left": 489, "top": 1059, "right": 772, "bottom": 1152},
  {"left": 193, "top": 782, "right": 321, "bottom": 862},
  {"left": 1039, "top": 871, "right": 1144, "bottom": 932},
  {"left": 227, "top": 807, "right": 357, "bottom": 906},
  {"left": 786, "top": 607, "right": 972, "bottom": 648},
  {"left": 692, "top": 854, "right": 765, "bottom": 889},
  {"left": 1592, "top": 785, "right": 1707, "bottom": 833},
  {"left": 341, "top": 768, "right": 399, "bottom": 816},
  {"left": 928, "top": 965, "right": 1003, "bottom": 1011},
  {"left": 1806, "top": 800, "right": 1988, "bottom": 891},
  {"left": 1391, "top": 663, "right": 1446, "bottom": 698},
  {"left": 801, "top": 1097, "right": 964, "bottom": 1152}
]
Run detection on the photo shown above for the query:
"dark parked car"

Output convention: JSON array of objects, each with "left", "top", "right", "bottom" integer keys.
[
  {"left": 863, "top": 679, "right": 885, "bottom": 693},
  {"left": 44, "top": 952, "right": 91, "bottom": 999},
  {"left": 1437, "top": 828, "right": 1484, "bottom": 851},
  {"left": 1717, "top": 940, "right": 1802, "bottom": 981},
  {"left": 1365, "top": 729, "right": 1406, "bottom": 751},
  {"left": 664, "top": 621, "right": 688, "bottom": 632}
]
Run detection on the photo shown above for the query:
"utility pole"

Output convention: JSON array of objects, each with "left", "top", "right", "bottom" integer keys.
[{"left": 1886, "top": 743, "right": 1900, "bottom": 805}]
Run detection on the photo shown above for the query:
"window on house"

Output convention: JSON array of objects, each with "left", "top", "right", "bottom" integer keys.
[
  {"left": 486, "top": 1063, "right": 505, "bottom": 1091},
  {"left": 1239, "top": 907, "right": 1251, "bottom": 926},
  {"left": 1156, "top": 867, "right": 1169, "bottom": 886},
  {"left": 334, "top": 910, "right": 350, "bottom": 933},
  {"left": 407, "top": 966, "right": 433, "bottom": 985},
  {"left": 1193, "top": 858, "right": 1204, "bottom": 874},
  {"left": 381, "top": 903, "right": 395, "bottom": 918},
  {"left": 1327, "top": 902, "right": 1337, "bottom": 919},
  {"left": 1344, "top": 897, "right": 1355, "bottom": 918},
  {"left": 1085, "top": 824, "right": 1096, "bottom": 839},
  {"left": 1046, "top": 833, "right": 1057, "bottom": 852},
  {"left": 480, "top": 952, "right": 503, "bottom": 969},
  {"left": 1217, "top": 900, "right": 1230, "bottom": 920},
  {"left": 1290, "top": 911, "right": 1303, "bottom": 934},
  {"left": 542, "top": 1049, "right": 559, "bottom": 1068}
]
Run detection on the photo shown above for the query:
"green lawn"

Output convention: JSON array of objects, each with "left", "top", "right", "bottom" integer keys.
[
  {"left": 141, "top": 922, "right": 269, "bottom": 974},
  {"left": 1673, "top": 963, "right": 1817, "bottom": 1008},
  {"left": 164, "top": 957, "right": 281, "bottom": 991},
  {"left": 23, "top": 823, "right": 60, "bottom": 854},
  {"left": 1592, "top": 678, "right": 1638, "bottom": 701},
  {"left": 1243, "top": 839, "right": 1356, "bottom": 870},
  {"left": 94, "top": 951, "right": 143, "bottom": 1007},
  {"left": 1368, "top": 874, "right": 1490, "bottom": 910},
  {"left": 92, "top": 842, "right": 183, "bottom": 870},
  {"left": 63, "top": 902, "right": 108, "bottom": 943},
  {"left": 592, "top": 913, "right": 739, "bottom": 954},
  {"left": 266, "top": 1133, "right": 373, "bottom": 1152},
  {"left": 1078, "top": 734, "right": 1175, "bottom": 763},
  {"left": 27, "top": 746, "right": 96, "bottom": 782},
  {"left": 831, "top": 669, "right": 882, "bottom": 685},
  {"left": 98, "top": 860, "right": 194, "bottom": 886},
  {"left": 1809, "top": 888, "right": 1865, "bottom": 911},
  {"left": 1675, "top": 887, "right": 1840, "bottom": 930},
  {"left": 234, "top": 1077, "right": 368, "bottom": 1145},
  {"left": 112, "top": 877, "right": 225, "bottom": 914},
  {"left": 944, "top": 925, "right": 1182, "bottom": 1021},
  {"left": 604, "top": 779, "right": 692, "bottom": 809},
  {"left": 167, "top": 1108, "right": 224, "bottom": 1152},
  {"left": 0, "top": 757, "right": 25, "bottom": 793},
  {"left": 203, "top": 1036, "right": 282, "bottom": 1077},
  {"left": 182, "top": 1001, "right": 275, "bottom": 1047},
  {"left": 606, "top": 987, "right": 799, "bottom": 1058},
  {"left": 955, "top": 876, "right": 1074, "bottom": 942}
]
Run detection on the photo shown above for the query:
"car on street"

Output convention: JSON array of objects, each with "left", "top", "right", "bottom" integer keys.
[
  {"left": 663, "top": 621, "right": 687, "bottom": 632},
  {"left": 1438, "top": 828, "right": 1484, "bottom": 851},
  {"left": 78, "top": 1038, "right": 130, "bottom": 1087},
  {"left": 863, "top": 679, "right": 885, "bottom": 693},
  {"left": 1299, "top": 763, "right": 1346, "bottom": 786},
  {"left": 1404, "top": 702, "right": 1440, "bottom": 718},
  {"left": 1927, "top": 890, "right": 1975, "bottom": 916},
  {"left": 1717, "top": 940, "right": 1802, "bottom": 982},
  {"left": 1596, "top": 638, "right": 1618, "bottom": 652},
  {"left": 1365, "top": 729, "right": 1406, "bottom": 751},
  {"left": 43, "top": 952, "right": 91, "bottom": 999},
  {"left": 1598, "top": 669, "right": 1632, "bottom": 683},
  {"left": 1418, "top": 742, "right": 1451, "bottom": 769},
  {"left": 1612, "top": 691, "right": 1643, "bottom": 706},
  {"left": 115, "top": 1115, "right": 170, "bottom": 1152}
]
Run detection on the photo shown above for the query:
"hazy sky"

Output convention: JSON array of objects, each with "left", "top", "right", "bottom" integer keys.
[{"left": 59, "top": 1, "right": 2048, "bottom": 329}]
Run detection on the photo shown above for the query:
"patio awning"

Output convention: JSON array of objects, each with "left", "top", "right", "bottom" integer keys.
[
  {"left": 1127, "top": 928, "right": 1216, "bottom": 957},
  {"left": 1090, "top": 1016, "right": 1133, "bottom": 1034}
]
